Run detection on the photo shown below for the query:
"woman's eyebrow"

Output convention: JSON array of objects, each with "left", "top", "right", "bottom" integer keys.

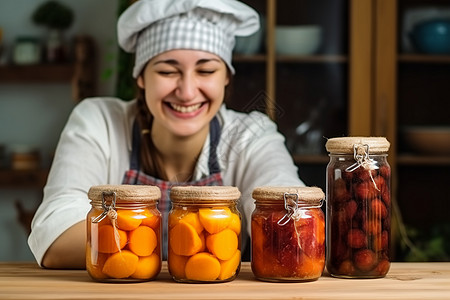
[{"left": 152, "top": 58, "right": 221, "bottom": 66}]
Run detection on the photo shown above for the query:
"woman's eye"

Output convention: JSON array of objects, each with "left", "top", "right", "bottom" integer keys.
[
  {"left": 157, "top": 70, "right": 177, "bottom": 76},
  {"left": 198, "top": 70, "right": 215, "bottom": 75}
]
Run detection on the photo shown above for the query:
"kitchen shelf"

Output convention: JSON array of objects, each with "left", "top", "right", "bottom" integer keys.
[
  {"left": 397, "top": 154, "right": 450, "bottom": 166},
  {"left": 398, "top": 54, "right": 450, "bottom": 64},
  {"left": 0, "top": 169, "right": 48, "bottom": 189},
  {"left": 0, "top": 63, "right": 74, "bottom": 83},
  {"left": 292, "top": 154, "right": 329, "bottom": 165}
]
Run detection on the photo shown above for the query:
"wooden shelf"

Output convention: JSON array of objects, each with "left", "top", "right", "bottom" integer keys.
[
  {"left": 0, "top": 169, "right": 48, "bottom": 188},
  {"left": 292, "top": 154, "right": 329, "bottom": 164},
  {"left": 0, "top": 63, "right": 75, "bottom": 83},
  {"left": 398, "top": 54, "right": 450, "bottom": 64},
  {"left": 233, "top": 54, "right": 348, "bottom": 64},
  {"left": 397, "top": 154, "right": 450, "bottom": 166},
  {"left": 276, "top": 54, "right": 348, "bottom": 63}
]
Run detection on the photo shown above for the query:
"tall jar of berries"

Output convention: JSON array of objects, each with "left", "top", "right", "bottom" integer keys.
[{"left": 325, "top": 137, "right": 391, "bottom": 278}]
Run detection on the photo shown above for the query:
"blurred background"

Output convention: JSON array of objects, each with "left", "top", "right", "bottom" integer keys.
[{"left": 0, "top": 0, "right": 449, "bottom": 262}]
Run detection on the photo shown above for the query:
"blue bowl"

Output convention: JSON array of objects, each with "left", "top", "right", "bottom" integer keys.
[{"left": 409, "top": 19, "right": 450, "bottom": 54}]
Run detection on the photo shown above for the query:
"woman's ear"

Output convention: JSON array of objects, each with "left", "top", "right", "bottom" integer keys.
[{"left": 137, "top": 75, "right": 145, "bottom": 89}]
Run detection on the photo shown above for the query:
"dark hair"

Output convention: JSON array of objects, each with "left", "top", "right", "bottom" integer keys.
[{"left": 134, "top": 71, "right": 233, "bottom": 180}]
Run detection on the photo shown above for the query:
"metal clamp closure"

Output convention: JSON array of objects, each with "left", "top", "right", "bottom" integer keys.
[{"left": 92, "top": 191, "right": 117, "bottom": 223}]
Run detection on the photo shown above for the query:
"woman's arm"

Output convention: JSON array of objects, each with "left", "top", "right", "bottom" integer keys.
[{"left": 41, "top": 221, "right": 86, "bottom": 269}]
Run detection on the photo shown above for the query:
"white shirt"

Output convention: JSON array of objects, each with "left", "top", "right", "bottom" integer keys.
[{"left": 28, "top": 97, "right": 303, "bottom": 265}]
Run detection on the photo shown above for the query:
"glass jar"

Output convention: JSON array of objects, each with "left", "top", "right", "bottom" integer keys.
[
  {"left": 251, "top": 186, "right": 325, "bottom": 282},
  {"left": 86, "top": 184, "right": 161, "bottom": 282},
  {"left": 168, "top": 186, "right": 241, "bottom": 283},
  {"left": 325, "top": 137, "right": 391, "bottom": 278}
]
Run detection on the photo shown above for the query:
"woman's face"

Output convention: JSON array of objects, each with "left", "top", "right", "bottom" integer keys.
[{"left": 137, "top": 49, "right": 229, "bottom": 138}]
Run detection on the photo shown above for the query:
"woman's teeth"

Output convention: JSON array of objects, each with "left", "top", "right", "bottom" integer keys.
[{"left": 170, "top": 103, "right": 202, "bottom": 113}]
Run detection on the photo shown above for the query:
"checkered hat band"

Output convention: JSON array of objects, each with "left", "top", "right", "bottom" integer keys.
[{"left": 134, "top": 17, "right": 235, "bottom": 77}]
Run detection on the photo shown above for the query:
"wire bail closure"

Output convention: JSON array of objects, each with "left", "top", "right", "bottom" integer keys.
[
  {"left": 92, "top": 191, "right": 118, "bottom": 223},
  {"left": 277, "top": 193, "right": 299, "bottom": 226},
  {"left": 345, "top": 143, "right": 379, "bottom": 190}
]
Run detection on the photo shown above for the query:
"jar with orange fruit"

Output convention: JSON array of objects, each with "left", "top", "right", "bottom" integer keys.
[
  {"left": 251, "top": 186, "right": 325, "bottom": 282},
  {"left": 168, "top": 186, "right": 242, "bottom": 283},
  {"left": 86, "top": 184, "right": 161, "bottom": 282},
  {"left": 325, "top": 137, "right": 391, "bottom": 278}
]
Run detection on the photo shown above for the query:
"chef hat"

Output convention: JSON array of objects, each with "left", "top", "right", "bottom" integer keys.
[{"left": 117, "top": 0, "right": 260, "bottom": 78}]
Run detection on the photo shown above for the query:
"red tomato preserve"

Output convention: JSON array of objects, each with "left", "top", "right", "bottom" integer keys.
[
  {"left": 251, "top": 186, "right": 325, "bottom": 282},
  {"left": 325, "top": 137, "right": 391, "bottom": 278}
]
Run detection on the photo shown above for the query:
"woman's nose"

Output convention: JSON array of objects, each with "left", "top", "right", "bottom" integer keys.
[{"left": 175, "top": 74, "right": 197, "bottom": 101}]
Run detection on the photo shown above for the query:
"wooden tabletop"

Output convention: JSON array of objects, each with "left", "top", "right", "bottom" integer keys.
[{"left": 1, "top": 262, "right": 449, "bottom": 300}]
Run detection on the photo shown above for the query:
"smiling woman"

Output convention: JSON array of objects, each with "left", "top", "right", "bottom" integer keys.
[{"left": 28, "top": 0, "right": 304, "bottom": 270}]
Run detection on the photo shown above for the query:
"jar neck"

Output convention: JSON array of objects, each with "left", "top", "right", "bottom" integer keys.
[
  {"left": 171, "top": 199, "right": 237, "bottom": 208},
  {"left": 90, "top": 200, "right": 156, "bottom": 210}
]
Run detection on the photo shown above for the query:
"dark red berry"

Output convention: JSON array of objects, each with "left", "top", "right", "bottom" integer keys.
[
  {"left": 353, "top": 249, "right": 376, "bottom": 272},
  {"left": 347, "top": 229, "right": 367, "bottom": 248},
  {"left": 371, "top": 198, "right": 387, "bottom": 219}
]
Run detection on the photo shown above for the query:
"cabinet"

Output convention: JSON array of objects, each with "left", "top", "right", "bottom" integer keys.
[
  {"left": 230, "top": 0, "right": 362, "bottom": 188},
  {"left": 231, "top": 0, "right": 450, "bottom": 260}
]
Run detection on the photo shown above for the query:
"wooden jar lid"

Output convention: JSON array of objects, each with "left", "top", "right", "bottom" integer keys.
[
  {"left": 88, "top": 184, "right": 161, "bottom": 204},
  {"left": 325, "top": 137, "right": 390, "bottom": 154},
  {"left": 170, "top": 186, "right": 241, "bottom": 203},
  {"left": 252, "top": 186, "right": 324, "bottom": 204}
]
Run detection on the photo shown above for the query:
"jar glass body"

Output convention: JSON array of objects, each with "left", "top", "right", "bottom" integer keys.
[
  {"left": 86, "top": 201, "right": 161, "bottom": 282},
  {"left": 326, "top": 153, "right": 391, "bottom": 278},
  {"left": 167, "top": 200, "right": 241, "bottom": 283},
  {"left": 251, "top": 202, "right": 325, "bottom": 282}
]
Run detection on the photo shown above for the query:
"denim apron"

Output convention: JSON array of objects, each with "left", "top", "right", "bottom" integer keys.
[{"left": 122, "top": 117, "right": 224, "bottom": 259}]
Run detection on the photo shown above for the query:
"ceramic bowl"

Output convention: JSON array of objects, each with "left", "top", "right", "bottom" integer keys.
[
  {"left": 409, "top": 19, "right": 450, "bottom": 54},
  {"left": 275, "top": 25, "right": 322, "bottom": 55},
  {"left": 402, "top": 126, "right": 450, "bottom": 155}
]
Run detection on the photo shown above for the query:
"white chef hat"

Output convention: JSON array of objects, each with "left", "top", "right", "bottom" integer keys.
[{"left": 118, "top": 0, "right": 260, "bottom": 78}]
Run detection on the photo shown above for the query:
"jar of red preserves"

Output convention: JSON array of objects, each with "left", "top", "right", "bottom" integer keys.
[
  {"left": 168, "top": 186, "right": 242, "bottom": 283},
  {"left": 251, "top": 186, "right": 325, "bottom": 282},
  {"left": 325, "top": 137, "right": 391, "bottom": 278},
  {"left": 86, "top": 184, "right": 161, "bottom": 282}
]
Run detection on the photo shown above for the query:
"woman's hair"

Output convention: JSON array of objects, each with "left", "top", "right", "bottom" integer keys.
[{"left": 135, "top": 70, "right": 233, "bottom": 180}]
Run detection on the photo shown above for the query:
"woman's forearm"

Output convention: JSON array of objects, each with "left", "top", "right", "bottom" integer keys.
[{"left": 41, "top": 221, "right": 86, "bottom": 269}]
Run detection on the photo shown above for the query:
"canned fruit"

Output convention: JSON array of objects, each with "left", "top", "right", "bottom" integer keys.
[
  {"left": 185, "top": 252, "right": 221, "bottom": 281},
  {"left": 128, "top": 226, "right": 158, "bottom": 256},
  {"left": 87, "top": 208, "right": 161, "bottom": 281},
  {"left": 168, "top": 207, "right": 241, "bottom": 282},
  {"left": 198, "top": 207, "right": 232, "bottom": 234},
  {"left": 97, "top": 225, "right": 127, "bottom": 253},
  {"left": 218, "top": 250, "right": 241, "bottom": 280},
  {"left": 169, "top": 222, "right": 203, "bottom": 256},
  {"left": 327, "top": 164, "right": 391, "bottom": 278},
  {"left": 206, "top": 228, "right": 238, "bottom": 260},
  {"left": 131, "top": 253, "right": 160, "bottom": 279},
  {"left": 251, "top": 208, "right": 325, "bottom": 281},
  {"left": 102, "top": 250, "right": 139, "bottom": 279}
]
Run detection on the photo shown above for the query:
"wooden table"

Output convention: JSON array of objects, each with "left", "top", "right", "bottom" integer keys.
[{"left": 1, "top": 262, "right": 449, "bottom": 300}]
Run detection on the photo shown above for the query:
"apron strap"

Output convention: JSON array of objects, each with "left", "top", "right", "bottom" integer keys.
[
  {"left": 208, "top": 117, "right": 221, "bottom": 174},
  {"left": 130, "top": 117, "right": 221, "bottom": 174},
  {"left": 130, "top": 120, "right": 141, "bottom": 171}
]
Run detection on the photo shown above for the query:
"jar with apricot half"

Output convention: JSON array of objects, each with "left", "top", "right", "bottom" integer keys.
[
  {"left": 251, "top": 186, "right": 325, "bottom": 282},
  {"left": 325, "top": 137, "right": 391, "bottom": 278},
  {"left": 168, "top": 186, "right": 242, "bottom": 283},
  {"left": 86, "top": 184, "right": 162, "bottom": 282}
]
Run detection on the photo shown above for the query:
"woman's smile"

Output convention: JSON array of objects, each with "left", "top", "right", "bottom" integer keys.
[
  {"left": 168, "top": 102, "right": 204, "bottom": 113},
  {"left": 164, "top": 101, "right": 209, "bottom": 120}
]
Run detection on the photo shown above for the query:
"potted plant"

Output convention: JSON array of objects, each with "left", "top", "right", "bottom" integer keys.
[{"left": 32, "top": 1, "right": 74, "bottom": 62}]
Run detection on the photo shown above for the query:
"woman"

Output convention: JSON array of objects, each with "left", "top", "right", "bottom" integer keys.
[{"left": 28, "top": 0, "right": 303, "bottom": 268}]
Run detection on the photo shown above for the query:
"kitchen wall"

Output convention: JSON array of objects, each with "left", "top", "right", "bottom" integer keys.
[{"left": 0, "top": 0, "right": 119, "bottom": 261}]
